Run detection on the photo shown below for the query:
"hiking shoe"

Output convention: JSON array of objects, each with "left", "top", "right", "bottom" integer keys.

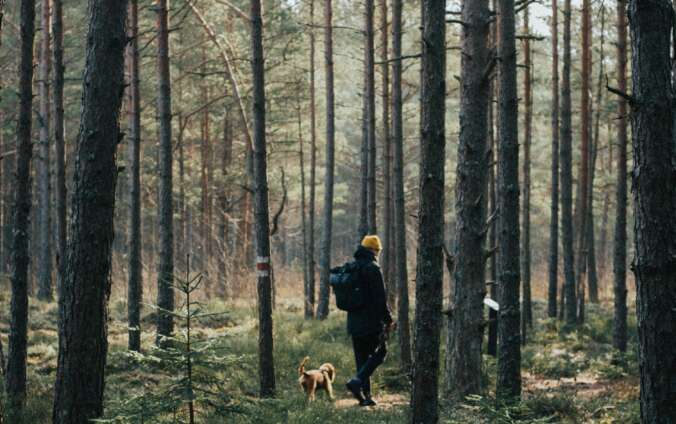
[
  {"left": 359, "top": 397, "right": 377, "bottom": 407},
  {"left": 346, "top": 378, "right": 365, "bottom": 402}
]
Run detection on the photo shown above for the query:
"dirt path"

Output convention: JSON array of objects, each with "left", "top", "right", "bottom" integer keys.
[{"left": 335, "top": 393, "right": 408, "bottom": 410}]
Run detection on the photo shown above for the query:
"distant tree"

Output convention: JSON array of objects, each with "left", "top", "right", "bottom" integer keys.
[
  {"left": 5, "top": 0, "right": 36, "bottom": 419},
  {"left": 52, "top": 0, "right": 128, "bottom": 421},
  {"left": 496, "top": 0, "right": 521, "bottom": 401},
  {"left": 316, "top": 0, "right": 335, "bottom": 320},
  {"left": 36, "top": 0, "right": 52, "bottom": 301},
  {"left": 612, "top": 0, "right": 628, "bottom": 354},
  {"left": 391, "top": 0, "right": 411, "bottom": 373},
  {"left": 365, "top": 0, "right": 376, "bottom": 234},
  {"left": 520, "top": 6, "right": 533, "bottom": 340},
  {"left": 548, "top": 0, "right": 560, "bottom": 319},
  {"left": 155, "top": 0, "right": 175, "bottom": 346},
  {"left": 53, "top": 0, "right": 66, "bottom": 293},
  {"left": 250, "top": 0, "right": 275, "bottom": 397},
  {"left": 126, "top": 0, "right": 142, "bottom": 352},
  {"left": 447, "top": 0, "right": 490, "bottom": 398},
  {"left": 627, "top": 0, "right": 676, "bottom": 420},
  {"left": 410, "top": 0, "right": 445, "bottom": 421},
  {"left": 306, "top": 0, "right": 317, "bottom": 319},
  {"left": 575, "top": 0, "right": 592, "bottom": 324},
  {"left": 560, "top": 0, "right": 576, "bottom": 327}
]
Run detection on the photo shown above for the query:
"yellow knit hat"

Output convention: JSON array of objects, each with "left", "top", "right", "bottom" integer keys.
[{"left": 361, "top": 235, "right": 383, "bottom": 252}]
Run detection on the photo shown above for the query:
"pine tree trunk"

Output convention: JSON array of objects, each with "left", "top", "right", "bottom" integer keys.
[
  {"left": 126, "top": 0, "right": 142, "bottom": 352},
  {"left": 391, "top": 0, "right": 411, "bottom": 373},
  {"left": 447, "top": 0, "right": 490, "bottom": 398},
  {"left": 560, "top": 0, "right": 576, "bottom": 327},
  {"left": 1, "top": 0, "right": 9, "bottom": 274},
  {"left": 380, "top": 0, "right": 394, "bottom": 309},
  {"left": 298, "top": 95, "right": 310, "bottom": 318},
  {"left": 548, "top": 0, "right": 560, "bottom": 319},
  {"left": 496, "top": 0, "right": 521, "bottom": 401},
  {"left": 5, "top": 0, "right": 35, "bottom": 418},
  {"left": 155, "top": 0, "right": 175, "bottom": 346},
  {"left": 200, "top": 49, "right": 211, "bottom": 271},
  {"left": 52, "top": 1, "right": 128, "bottom": 421},
  {"left": 366, "top": 0, "right": 377, "bottom": 234},
  {"left": 410, "top": 0, "right": 445, "bottom": 421},
  {"left": 520, "top": 7, "right": 532, "bottom": 339},
  {"left": 316, "top": 0, "right": 335, "bottom": 320},
  {"left": 575, "top": 0, "right": 592, "bottom": 325},
  {"left": 52, "top": 0, "right": 66, "bottom": 295},
  {"left": 250, "top": 0, "right": 275, "bottom": 397},
  {"left": 307, "top": 0, "right": 317, "bottom": 320},
  {"left": 487, "top": 0, "right": 498, "bottom": 357},
  {"left": 612, "top": 0, "right": 627, "bottom": 354},
  {"left": 36, "top": 0, "right": 52, "bottom": 301},
  {"left": 628, "top": 0, "right": 676, "bottom": 419},
  {"left": 359, "top": 69, "right": 369, "bottom": 238}
]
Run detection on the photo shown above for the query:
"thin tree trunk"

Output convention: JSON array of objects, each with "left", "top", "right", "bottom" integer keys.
[
  {"left": 612, "top": 0, "right": 627, "bottom": 354},
  {"left": 127, "top": 0, "right": 142, "bottom": 352},
  {"left": 155, "top": 0, "right": 175, "bottom": 346},
  {"left": 560, "top": 0, "right": 576, "bottom": 327},
  {"left": 520, "top": 7, "right": 532, "bottom": 340},
  {"left": 5, "top": 0, "right": 35, "bottom": 418},
  {"left": 575, "top": 0, "right": 592, "bottom": 325},
  {"left": 391, "top": 0, "right": 411, "bottom": 373},
  {"left": 52, "top": 0, "right": 66, "bottom": 295},
  {"left": 487, "top": 0, "right": 498, "bottom": 357},
  {"left": 250, "top": 0, "right": 275, "bottom": 397},
  {"left": 0, "top": 0, "right": 9, "bottom": 275},
  {"left": 628, "top": 0, "right": 676, "bottom": 420},
  {"left": 36, "top": 0, "right": 52, "bottom": 301},
  {"left": 587, "top": 5, "right": 605, "bottom": 305},
  {"left": 297, "top": 90, "right": 310, "bottom": 318},
  {"left": 52, "top": 0, "right": 128, "bottom": 421},
  {"left": 359, "top": 69, "right": 369, "bottom": 238},
  {"left": 307, "top": 0, "right": 317, "bottom": 320},
  {"left": 315, "top": 0, "right": 335, "bottom": 320},
  {"left": 447, "top": 0, "right": 490, "bottom": 398},
  {"left": 496, "top": 0, "right": 521, "bottom": 401},
  {"left": 380, "top": 0, "right": 394, "bottom": 308},
  {"left": 410, "top": 0, "right": 445, "bottom": 421},
  {"left": 365, "top": 0, "right": 377, "bottom": 234},
  {"left": 548, "top": 0, "right": 560, "bottom": 319}
]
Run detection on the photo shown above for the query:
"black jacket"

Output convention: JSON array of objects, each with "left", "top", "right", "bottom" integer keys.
[{"left": 347, "top": 246, "right": 394, "bottom": 337}]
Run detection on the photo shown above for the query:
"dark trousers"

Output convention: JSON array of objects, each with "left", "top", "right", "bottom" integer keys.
[{"left": 352, "top": 333, "right": 387, "bottom": 396}]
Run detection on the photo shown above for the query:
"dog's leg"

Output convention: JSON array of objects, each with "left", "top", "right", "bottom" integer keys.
[
  {"left": 326, "top": 378, "right": 335, "bottom": 400},
  {"left": 309, "top": 380, "right": 317, "bottom": 402}
]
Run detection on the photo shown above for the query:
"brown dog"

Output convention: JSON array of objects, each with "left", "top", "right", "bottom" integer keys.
[{"left": 298, "top": 357, "right": 336, "bottom": 401}]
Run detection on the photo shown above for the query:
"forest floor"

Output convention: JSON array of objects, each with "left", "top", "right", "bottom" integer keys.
[{"left": 0, "top": 272, "right": 640, "bottom": 423}]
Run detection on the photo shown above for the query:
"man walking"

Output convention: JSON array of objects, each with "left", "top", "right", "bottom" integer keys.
[{"left": 345, "top": 235, "right": 395, "bottom": 406}]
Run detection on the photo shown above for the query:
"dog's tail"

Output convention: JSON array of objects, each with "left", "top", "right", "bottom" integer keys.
[{"left": 298, "top": 356, "right": 310, "bottom": 376}]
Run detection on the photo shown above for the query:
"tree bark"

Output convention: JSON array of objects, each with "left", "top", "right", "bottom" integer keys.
[
  {"left": 366, "top": 0, "right": 377, "bottom": 234},
  {"left": 155, "top": 0, "right": 174, "bottom": 346},
  {"left": 250, "top": 0, "right": 275, "bottom": 397},
  {"left": 520, "top": 7, "right": 532, "bottom": 340},
  {"left": 359, "top": 69, "right": 369, "bottom": 239},
  {"left": 36, "top": 0, "right": 52, "bottom": 301},
  {"left": 391, "top": 0, "right": 411, "bottom": 373},
  {"left": 5, "top": 0, "right": 35, "bottom": 418},
  {"left": 560, "top": 0, "right": 576, "bottom": 327},
  {"left": 306, "top": 0, "right": 317, "bottom": 319},
  {"left": 496, "top": 0, "right": 521, "bottom": 401},
  {"left": 548, "top": 0, "right": 560, "bottom": 319},
  {"left": 447, "top": 0, "right": 490, "bottom": 398},
  {"left": 410, "top": 0, "right": 445, "bottom": 421},
  {"left": 126, "top": 0, "right": 142, "bottom": 352},
  {"left": 380, "top": 0, "right": 394, "bottom": 308},
  {"left": 612, "top": 0, "right": 627, "bottom": 354},
  {"left": 315, "top": 0, "right": 335, "bottom": 320},
  {"left": 487, "top": 0, "right": 498, "bottom": 357},
  {"left": 628, "top": 0, "right": 676, "bottom": 420},
  {"left": 575, "top": 0, "right": 592, "bottom": 325},
  {"left": 52, "top": 0, "right": 66, "bottom": 296},
  {"left": 52, "top": 0, "right": 128, "bottom": 421},
  {"left": 0, "top": 0, "right": 9, "bottom": 275}
]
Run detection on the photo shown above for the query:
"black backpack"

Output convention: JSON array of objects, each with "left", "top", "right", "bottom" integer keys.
[{"left": 330, "top": 261, "right": 366, "bottom": 311}]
